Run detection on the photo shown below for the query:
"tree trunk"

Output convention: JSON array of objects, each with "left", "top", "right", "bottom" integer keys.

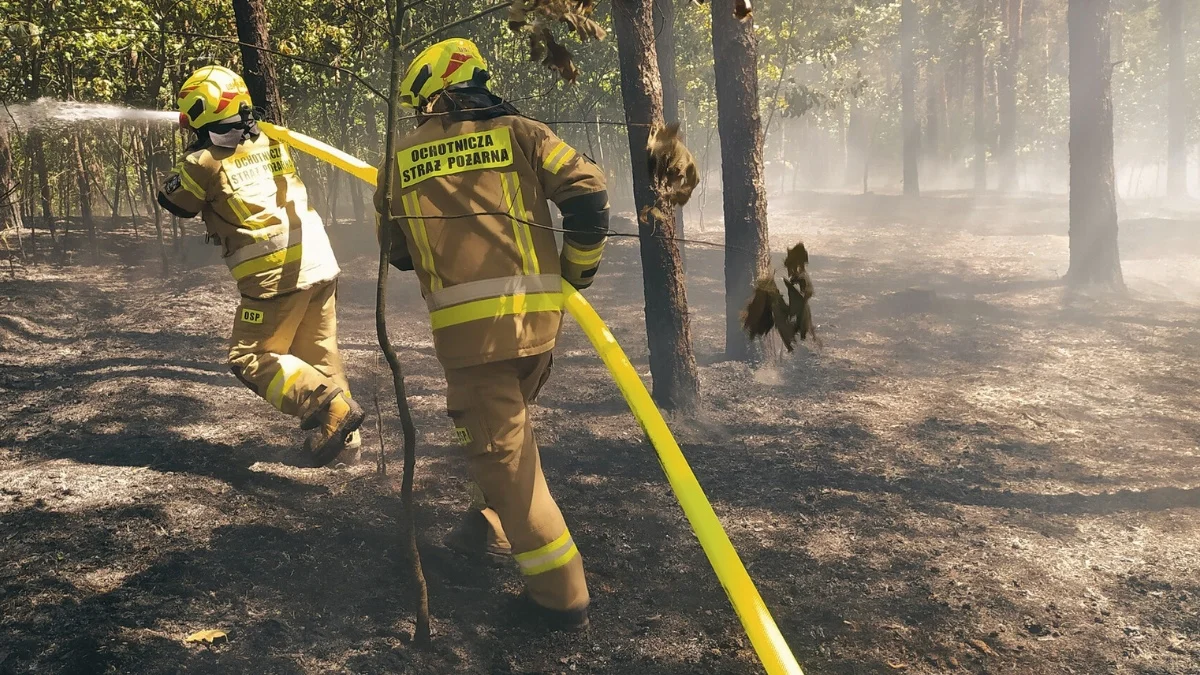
[
  {"left": 654, "top": 0, "right": 685, "bottom": 245},
  {"left": 974, "top": 10, "right": 989, "bottom": 193},
  {"left": 0, "top": 121, "right": 23, "bottom": 256},
  {"left": 845, "top": 103, "right": 869, "bottom": 187},
  {"left": 111, "top": 125, "right": 125, "bottom": 229},
  {"left": 901, "top": 0, "right": 921, "bottom": 196},
  {"left": 712, "top": 3, "right": 771, "bottom": 361},
  {"left": 73, "top": 134, "right": 97, "bottom": 261},
  {"left": 143, "top": 126, "right": 170, "bottom": 275},
  {"left": 1067, "top": 0, "right": 1123, "bottom": 288},
  {"left": 1164, "top": 0, "right": 1188, "bottom": 197},
  {"left": 924, "top": 0, "right": 945, "bottom": 164},
  {"left": 997, "top": 0, "right": 1025, "bottom": 192},
  {"left": 612, "top": 0, "right": 701, "bottom": 410},
  {"left": 925, "top": 70, "right": 942, "bottom": 162},
  {"left": 32, "top": 133, "right": 55, "bottom": 242},
  {"left": 232, "top": 0, "right": 285, "bottom": 124}
]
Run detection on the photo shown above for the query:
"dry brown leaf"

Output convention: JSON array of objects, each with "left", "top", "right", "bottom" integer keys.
[
  {"left": 184, "top": 629, "right": 227, "bottom": 644},
  {"left": 507, "top": 0, "right": 532, "bottom": 30},
  {"left": 744, "top": 240, "right": 819, "bottom": 350},
  {"left": 968, "top": 639, "right": 997, "bottom": 656},
  {"left": 886, "top": 661, "right": 908, "bottom": 671},
  {"left": 509, "top": 0, "right": 603, "bottom": 83},
  {"left": 561, "top": 12, "right": 607, "bottom": 41},
  {"left": 541, "top": 28, "right": 580, "bottom": 83},
  {"left": 638, "top": 204, "right": 668, "bottom": 225},
  {"left": 783, "top": 241, "right": 809, "bottom": 280},
  {"left": 742, "top": 276, "right": 779, "bottom": 341},
  {"left": 646, "top": 122, "right": 700, "bottom": 208}
]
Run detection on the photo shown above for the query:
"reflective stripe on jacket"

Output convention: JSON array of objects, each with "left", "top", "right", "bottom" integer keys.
[
  {"left": 377, "top": 114, "right": 608, "bottom": 369},
  {"left": 158, "top": 133, "right": 339, "bottom": 299}
]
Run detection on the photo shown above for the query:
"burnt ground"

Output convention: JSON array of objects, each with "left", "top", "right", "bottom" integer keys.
[{"left": 1, "top": 191, "right": 1199, "bottom": 675}]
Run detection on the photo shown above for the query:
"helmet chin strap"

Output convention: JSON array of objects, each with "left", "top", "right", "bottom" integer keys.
[{"left": 194, "top": 104, "right": 260, "bottom": 150}]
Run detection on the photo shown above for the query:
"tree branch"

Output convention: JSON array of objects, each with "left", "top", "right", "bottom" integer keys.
[
  {"left": 43, "top": 25, "right": 387, "bottom": 101},
  {"left": 400, "top": 2, "right": 513, "bottom": 51}
]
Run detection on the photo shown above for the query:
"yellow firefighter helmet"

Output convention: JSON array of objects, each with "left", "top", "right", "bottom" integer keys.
[
  {"left": 399, "top": 38, "right": 490, "bottom": 109},
  {"left": 176, "top": 65, "right": 253, "bottom": 130}
]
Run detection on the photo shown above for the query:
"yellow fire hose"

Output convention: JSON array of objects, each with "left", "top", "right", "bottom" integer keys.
[{"left": 259, "top": 122, "right": 805, "bottom": 675}]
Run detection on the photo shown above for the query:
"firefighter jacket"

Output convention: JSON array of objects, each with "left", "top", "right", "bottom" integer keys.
[
  {"left": 157, "top": 132, "right": 340, "bottom": 299},
  {"left": 376, "top": 95, "right": 610, "bottom": 369}
]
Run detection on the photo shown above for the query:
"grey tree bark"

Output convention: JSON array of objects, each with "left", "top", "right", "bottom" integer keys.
[
  {"left": 997, "top": 0, "right": 1024, "bottom": 192},
  {"left": 0, "top": 121, "right": 24, "bottom": 256},
  {"left": 712, "top": 3, "right": 770, "bottom": 360},
  {"left": 232, "top": 0, "right": 286, "bottom": 124},
  {"left": 974, "top": 0, "right": 989, "bottom": 193},
  {"left": 654, "top": 0, "right": 685, "bottom": 264},
  {"left": 1164, "top": 0, "right": 1188, "bottom": 197},
  {"left": 612, "top": 0, "right": 701, "bottom": 410},
  {"left": 901, "top": 0, "right": 921, "bottom": 196},
  {"left": 1067, "top": 0, "right": 1124, "bottom": 288}
]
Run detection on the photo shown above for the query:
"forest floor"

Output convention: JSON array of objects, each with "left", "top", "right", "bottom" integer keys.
[{"left": 1, "top": 190, "right": 1199, "bottom": 675}]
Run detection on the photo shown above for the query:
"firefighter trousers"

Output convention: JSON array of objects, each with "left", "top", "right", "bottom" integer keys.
[
  {"left": 444, "top": 352, "right": 589, "bottom": 612},
  {"left": 228, "top": 278, "right": 351, "bottom": 423}
]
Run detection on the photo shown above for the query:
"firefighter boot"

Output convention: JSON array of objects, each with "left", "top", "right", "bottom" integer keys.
[
  {"left": 444, "top": 509, "right": 511, "bottom": 564},
  {"left": 303, "top": 392, "right": 365, "bottom": 467},
  {"left": 510, "top": 593, "right": 590, "bottom": 632},
  {"left": 334, "top": 430, "right": 363, "bottom": 466}
]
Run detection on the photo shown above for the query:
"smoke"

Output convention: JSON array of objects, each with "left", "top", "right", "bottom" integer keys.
[{"left": 1, "top": 98, "right": 177, "bottom": 130}]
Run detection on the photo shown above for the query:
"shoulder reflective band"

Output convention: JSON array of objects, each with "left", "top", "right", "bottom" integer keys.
[
  {"left": 397, "top": 128, "right": 514, "bottom": 189},
  {"left": 561, "top": 279, "right": 805, "bottom": 675},
  {"left": 269, "top": 131, "right": 804, "bottom": 675},
  {"left": 542, "top": 140, "right": 577, "bottom": 174},
  {"left": 173, "top": 163, "right": 207, "bottom": 200}
]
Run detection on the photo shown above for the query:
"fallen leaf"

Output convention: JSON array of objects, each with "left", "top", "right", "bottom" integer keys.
[
  {"left": 886, "top": 661, "right": 908, "bottom": 670},
  {"left": 968, "top": 638, "right": 996, "bottom": 656},
  {"left": 185, "top": 629, "right": 227, "bottom": 644}
]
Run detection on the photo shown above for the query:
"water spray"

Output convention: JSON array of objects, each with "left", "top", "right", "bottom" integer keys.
[{"left": 1, "top": 99, "right": 177, "bottom": 130}]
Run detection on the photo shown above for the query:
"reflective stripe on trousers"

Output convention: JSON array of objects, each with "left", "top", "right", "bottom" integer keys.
[{"left": 514, "top": 527, "right": 580, "bottom": 576}]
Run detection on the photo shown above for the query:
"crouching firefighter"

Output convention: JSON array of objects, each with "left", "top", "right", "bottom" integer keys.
[
  {"left": 157, "top": 65, "right": 364, "bottom": 466},
  {"left": 375, "top": 39, "right": 610, "bottom": 629}
]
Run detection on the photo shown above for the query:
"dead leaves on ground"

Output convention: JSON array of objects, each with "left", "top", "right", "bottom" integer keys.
[
  {"left": 742, "top": 241, "right": 817, "bottom": 352},
  {"left": 508, "top": 0, "right": 606, "bottom": 84}
]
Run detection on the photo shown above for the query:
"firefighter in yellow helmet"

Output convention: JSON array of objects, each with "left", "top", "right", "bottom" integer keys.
[
  {"left": 158, "top": 65, "right": 364, "bottom": 466},
  {"left": 376, "top": 38, "right": 609, "bottom": 629}
]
